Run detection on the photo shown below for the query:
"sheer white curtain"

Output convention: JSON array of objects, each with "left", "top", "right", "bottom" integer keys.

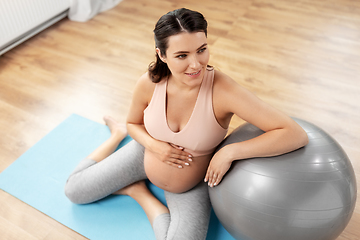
[{"left": 68, "top": 0, "right": 123, "bottom": 22}]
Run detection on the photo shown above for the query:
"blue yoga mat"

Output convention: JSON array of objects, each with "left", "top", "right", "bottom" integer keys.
[{"left": 0, "top": 114, "right": 235, "bottom": 240}]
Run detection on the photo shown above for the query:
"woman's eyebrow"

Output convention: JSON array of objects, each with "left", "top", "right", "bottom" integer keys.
[
  {"left": 197, "top": 43, "right": 208, "bottom": 50},
  {"left": 173, "top": 43, "right": 208, "bottom": 55}
]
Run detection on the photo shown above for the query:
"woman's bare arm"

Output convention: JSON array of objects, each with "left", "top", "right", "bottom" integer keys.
[{"left": 205, "top": 71, "right": 309, "bottom": 187}]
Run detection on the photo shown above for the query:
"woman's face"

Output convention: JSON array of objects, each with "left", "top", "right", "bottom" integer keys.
[{"left": 157, "top": 31, "right": 210, "bottom": 87}]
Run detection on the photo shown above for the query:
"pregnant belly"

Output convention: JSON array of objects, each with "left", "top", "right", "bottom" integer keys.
[{"left": 144, "top": 149, "right": 212, "bottom": 193}]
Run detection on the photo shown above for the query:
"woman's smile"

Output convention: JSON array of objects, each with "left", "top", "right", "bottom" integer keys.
[{"left": 185, "top": 69, "right": 202, "bottom": 78}]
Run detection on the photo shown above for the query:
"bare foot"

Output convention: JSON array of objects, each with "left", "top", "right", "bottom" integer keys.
[
  {"left": 103, "top": 115, "right": 128, "bottom": 140},
  {"left": 113, "top": 181, "right": 148, "bottom": 196}
]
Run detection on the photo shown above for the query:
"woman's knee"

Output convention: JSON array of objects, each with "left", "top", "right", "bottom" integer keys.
[
  {"left": 64, "top": 176, "right": 92, "bottom": 204},
  {"left": 64, "top": 179, "right": 82, "bottom": 204}
]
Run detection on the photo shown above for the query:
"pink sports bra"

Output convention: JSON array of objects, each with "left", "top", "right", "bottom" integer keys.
[{"left": 143, "top": 68, "right": 228, "bottom": 157}]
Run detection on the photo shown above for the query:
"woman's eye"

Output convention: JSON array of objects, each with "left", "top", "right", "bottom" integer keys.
[
  {"left": 176, "top": 54, "right": 187, "bottom": 59},
  {"left": 198, "top": 48, "right": 207, "bottom": 53}
]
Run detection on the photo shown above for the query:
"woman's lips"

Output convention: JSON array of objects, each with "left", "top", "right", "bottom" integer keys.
[{"left": 185, "top": 70, "right": 201, "bottom": 78}]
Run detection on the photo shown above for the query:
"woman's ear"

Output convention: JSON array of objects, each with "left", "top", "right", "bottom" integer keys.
[{"left": 156, "top": 48, "right": 167, "bottom": 63}]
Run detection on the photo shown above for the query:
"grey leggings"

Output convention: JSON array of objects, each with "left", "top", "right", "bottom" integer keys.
[{"left": 64, "top": 140, "right": 211, "bottom": 240}]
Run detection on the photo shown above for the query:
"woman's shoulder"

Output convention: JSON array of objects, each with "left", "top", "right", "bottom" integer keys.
[
  {"left": 212, "top": 69, "right": 255, "bottom": 103},
  {"left": 212, "top": 69, "right": 239, "bottom": 91},
  {"left": 135, "top": 72, "right": 156, "bottom": 91},
  {"left": 137, "top": 71, "right": 156, "bottom": 86},
  {"left": 133, "top": 72, "right": 157, "bottom": 102}
]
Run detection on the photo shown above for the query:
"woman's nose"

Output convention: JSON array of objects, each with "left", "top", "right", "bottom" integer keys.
[{"left": 189, "top": 55, "right": 201, "bottom": 69}]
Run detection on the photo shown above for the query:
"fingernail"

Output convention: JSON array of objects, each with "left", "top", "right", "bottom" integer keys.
[
  {"left": 185, "top": 162, "right": 190, "bottom": 166},
  {"left": 188, "top": 155, "right": 192, "bottom": 157},
  {"left": 188, "top": 158, "right": 192, "bottom": 162},
  {"left": 178, "top": 165, "right": 183, "bottom": 169}
]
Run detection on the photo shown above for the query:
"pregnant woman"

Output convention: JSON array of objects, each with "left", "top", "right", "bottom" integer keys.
[{"left": 65, "top": 8, "right": 308, "bottom": 240}]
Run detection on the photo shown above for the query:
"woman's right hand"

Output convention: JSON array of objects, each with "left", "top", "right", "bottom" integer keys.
[{"left": 149, "top": 139, "right": 192, "bottom": 169}]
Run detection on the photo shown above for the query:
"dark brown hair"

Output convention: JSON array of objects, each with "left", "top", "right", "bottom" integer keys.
[{"left": 148, "top": 8, "right": 208, "bottom": 83}]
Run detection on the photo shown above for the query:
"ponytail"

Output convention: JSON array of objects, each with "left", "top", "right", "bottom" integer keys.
[{"left": 148, "top": 53, "right": 171, "bottom": 83}]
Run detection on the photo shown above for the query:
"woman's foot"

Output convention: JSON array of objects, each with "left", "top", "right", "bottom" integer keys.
[
  {"left": 103, "top": 115, "right": 128, "bottom": 140},
  {"left": 86, "top": 116, "right": 127, "bottom": 162},
  {"left": 113, "top": 180, "right": 148, "bottom": 196}
]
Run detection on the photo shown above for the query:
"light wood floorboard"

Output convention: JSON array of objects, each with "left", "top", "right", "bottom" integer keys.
[{"left": 0, "top": 0, "right": 359, "bottom": 239}]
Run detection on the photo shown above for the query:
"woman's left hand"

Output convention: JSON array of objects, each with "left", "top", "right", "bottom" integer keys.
[{"left": 204, "top": 149, "right": 233, "bottom": 187}]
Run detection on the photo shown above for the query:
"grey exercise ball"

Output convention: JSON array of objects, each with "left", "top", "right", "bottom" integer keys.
[{"left": 209, "top": 118, "right": 357, "bottom": 240}]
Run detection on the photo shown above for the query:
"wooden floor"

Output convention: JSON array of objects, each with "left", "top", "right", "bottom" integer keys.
[{"left": 0, "top": 0, "right": 359, "bottom": 239}]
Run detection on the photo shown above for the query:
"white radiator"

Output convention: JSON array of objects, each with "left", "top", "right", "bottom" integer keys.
[{"left": 0, "top": 0, "right": 70, "bottom": 55}]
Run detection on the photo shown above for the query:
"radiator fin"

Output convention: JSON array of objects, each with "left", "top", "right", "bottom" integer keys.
[{"left": 0, "top": 0, "right": 70, "bottom": 48}]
